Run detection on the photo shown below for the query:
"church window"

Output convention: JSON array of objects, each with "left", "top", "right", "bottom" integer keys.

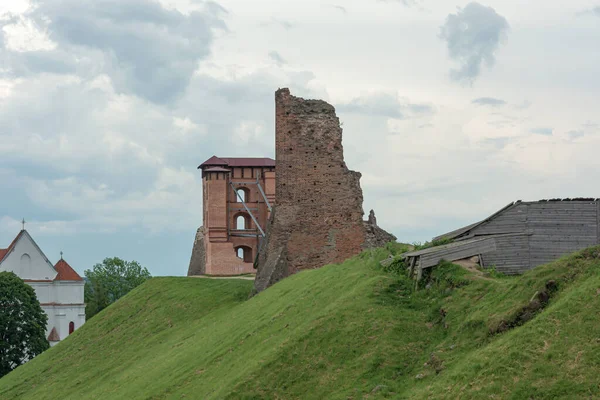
[
  {"left": 20, "top": 253, "right": 31, "bottom": 269},
  {"left": 69, "top": 321, "right": 75, "bottom": 335}
]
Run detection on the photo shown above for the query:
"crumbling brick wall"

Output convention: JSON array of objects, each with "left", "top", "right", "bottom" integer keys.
[
  {"left": 363, "top": 210, "right": 397, "bottom": 249},
  {"left": 254, "top": 88, "right": 369, "bottom": 292},
  {"left": 187, "top": 227, "right": 206, "bottom": 276}
]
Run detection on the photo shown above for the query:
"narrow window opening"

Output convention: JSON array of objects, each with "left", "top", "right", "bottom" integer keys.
[
  {"left": 236, "top": 215, "right": 248, "bottom": 230},
  {"left": 235, "top": 246, "right": 253, "bottom": 263},
  {"left": 236, "top": 188, "right": 248, "bottom": 203}
]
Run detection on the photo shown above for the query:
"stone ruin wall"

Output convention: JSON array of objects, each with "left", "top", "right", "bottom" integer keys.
[
  {"left": 187, "top": 227, "right": 206, "bottom": 276},
  {"left": 363, "top": 210, "right": 397, "bottom": 249},
  {"left": 254, "top": 88, "right": 395, "bottom": 293}
]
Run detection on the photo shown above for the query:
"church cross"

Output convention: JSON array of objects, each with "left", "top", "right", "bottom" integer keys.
[
  {"left": 60, "top": 251, "right": 63, "bottom": 260},
  {"left": 22, "top": 218, "right": 25, "bottom": 231}
]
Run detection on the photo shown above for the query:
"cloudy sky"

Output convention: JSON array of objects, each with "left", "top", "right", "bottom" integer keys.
[{"left": 1, "top": 0, "right": 598, "bottom": 277}]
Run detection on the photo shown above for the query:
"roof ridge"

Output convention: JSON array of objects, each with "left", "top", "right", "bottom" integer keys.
[
  {"left": 433, "top": 201, "right": 516, "bottom": 241},
  {"left": 0, "top": 230, "right": 26, "bottom": 264},
  {"left": 54, "top": 258, "right": 83, "bottom": 281}
]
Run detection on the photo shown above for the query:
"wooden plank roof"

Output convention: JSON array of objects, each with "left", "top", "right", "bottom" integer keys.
[
  {"left": 432, "top": 201, "right": 517, "bottom": 241},
  {"left": 433, "top": 198, "right": 600, "bottom": 242},
  {"left": 402, "top": 233, "right": 531, "bottom": 270},
  {"left": 401, "top": 236, "right": 495, "bottom": 258}
]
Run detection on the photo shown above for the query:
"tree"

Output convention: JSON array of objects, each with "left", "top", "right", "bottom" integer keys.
[
  {"left": 0, "top": 271, "right": 49, "bottom": 378},
  {"left": 84, "top": 257, "right": 151, "bottom": 319}
]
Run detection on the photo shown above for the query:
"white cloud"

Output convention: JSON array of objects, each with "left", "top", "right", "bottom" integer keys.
[
  {"left": 472, "top": 97, "right": 506, "bottom": 107},
  {"left": 1, "top": 0, "right": 227, "bottom": 103},
  {"left": 530, "top": 127, "right": 553, "bottom": 135},
  {"left": 268, "top": 51, "right": 286, "bottom": 66},
  {"left": 232, "top": 121, "right": 266, "bottom": 145},
  {"left": 173, "top": 117, "right": 203, "bottom": 135},
  {"left": 337, "top": 91, "right": 435, "bottom": 119},
  {"left": 2, "top": 15, "right": 55, "bottom": 52}
]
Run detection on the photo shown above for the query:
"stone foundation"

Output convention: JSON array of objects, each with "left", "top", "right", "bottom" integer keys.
[{"left": 188, "top": 227, "right": 256, "bottom": 276}]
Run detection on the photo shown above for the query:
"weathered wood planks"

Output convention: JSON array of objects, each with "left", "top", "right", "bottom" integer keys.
[
  {"left": 433, "top": 200, "right": 600, "bottom": 275},
  {"left": 418, "top": 237, "right": 497, "bottom": 269}
]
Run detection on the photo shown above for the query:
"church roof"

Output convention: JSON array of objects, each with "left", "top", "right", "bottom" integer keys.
[
  {"left": 199, "top": 155, "right": 275, "bottom": 169},
  {"left": 54, "top": 258, "right": 83, "bottom": 281},
  {"left": 47, "top": 327, "right": 60, "bottom": 342},
  {"left": 0, "top": 230, "right": 26, "bottom": 264},
  {"left": 1, "top": 229, "right": 80, "bottom": 281}
]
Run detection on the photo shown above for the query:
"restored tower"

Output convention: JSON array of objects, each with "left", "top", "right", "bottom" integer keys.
[{"left": 188, "top": 156, "right": 276, "bottom": 276}]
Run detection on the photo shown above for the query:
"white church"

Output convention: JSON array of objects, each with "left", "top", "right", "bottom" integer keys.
[{"left": 0, "top": 228, "right": 86, "bottom": 347}]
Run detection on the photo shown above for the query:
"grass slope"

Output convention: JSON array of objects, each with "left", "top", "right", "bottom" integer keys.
[{"left": 1, "top": 246, "right": 599, "bottom": 399}]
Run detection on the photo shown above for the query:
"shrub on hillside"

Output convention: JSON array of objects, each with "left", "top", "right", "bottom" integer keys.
[
  {"left": 0, "top": 271, "right": 49, "bottom": 378},
  {"left": 85, "top": 257, "right": 151, "bottom": 319}
]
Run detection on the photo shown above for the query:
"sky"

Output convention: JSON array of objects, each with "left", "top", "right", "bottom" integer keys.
[{"left": 1, "top": 0, "right": 599, "bottom": 277}]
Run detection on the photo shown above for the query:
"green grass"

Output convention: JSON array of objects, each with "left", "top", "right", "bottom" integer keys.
[
  {"left": 411, "top": 237, "right": 453, "bottom": 251},
  {"left": 1, "top": 246, "right": 600, "bottom": 399}
]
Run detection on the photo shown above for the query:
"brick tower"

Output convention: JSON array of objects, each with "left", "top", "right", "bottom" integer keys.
[{"left": 187, "top": 156, "right": 276, "bottom": 276}]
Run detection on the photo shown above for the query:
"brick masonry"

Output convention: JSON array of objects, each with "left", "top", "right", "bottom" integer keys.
[
  {"left": 188, "top": 159, "right": 275, "bottom": 276},
  {"left": 254, "top": 88, "right": 394, "bottom": 293},
  {"left": 189, "top": 90, "right": 395, "bottom": 280}
]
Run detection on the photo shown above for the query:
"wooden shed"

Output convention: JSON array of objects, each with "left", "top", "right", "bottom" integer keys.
[{"left": 429, "top": 198, "right": 600, "bottom": 274}]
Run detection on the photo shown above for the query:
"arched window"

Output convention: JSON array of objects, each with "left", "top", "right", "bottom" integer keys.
[
  {"left": 235, "top": 214, "right": 250, "bottom": 230},
  {"left": 235, "top": 246, "right": 253, "bottom": 263},
  {"left": 20, "top": 253, "right": 31, "bottom": 270},
  {"left": 236, "top": 187, "right": 249, "bottom": 203},
  {"left": 69, "top": 321, "right": 75, "bottom": 335}
]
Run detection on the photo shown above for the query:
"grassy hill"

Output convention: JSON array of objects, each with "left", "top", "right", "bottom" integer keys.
[{"left": 1, "top": 245, "right": 599, "bottom": 399}]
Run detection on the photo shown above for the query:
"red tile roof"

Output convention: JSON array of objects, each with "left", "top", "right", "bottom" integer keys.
[
  {"left": 54, "top": 258, "right": 83, "bottom": 281},
  {"left": 199, "top": 155, "right": 228, "bottom": 167},
  {"left": 0, "top": 230, "right": 25, "bottom": 264},
  {"left": 199, "top": 156, "right": 275, "bottom": 169},
  {"left": 222, "top": 158, "right": 275, "bottom": 167},
  {"left": 47, "top": 327, "right": 60, "bottom": 342},
  {"left": 204, "top": 167, "right": 231, "bottom": 173}
]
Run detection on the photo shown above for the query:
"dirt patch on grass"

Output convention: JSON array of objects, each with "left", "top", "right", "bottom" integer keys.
[{"left": 453, "top": 257, "right": 495, "bottom": 281}]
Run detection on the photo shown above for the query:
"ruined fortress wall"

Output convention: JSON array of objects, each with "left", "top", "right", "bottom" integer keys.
[
  {"left": 254, "top": 88, "right": 367, "bottom": 292},
  {"left": 187, "top": 228, "right": 206, "bottom": 276}
]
